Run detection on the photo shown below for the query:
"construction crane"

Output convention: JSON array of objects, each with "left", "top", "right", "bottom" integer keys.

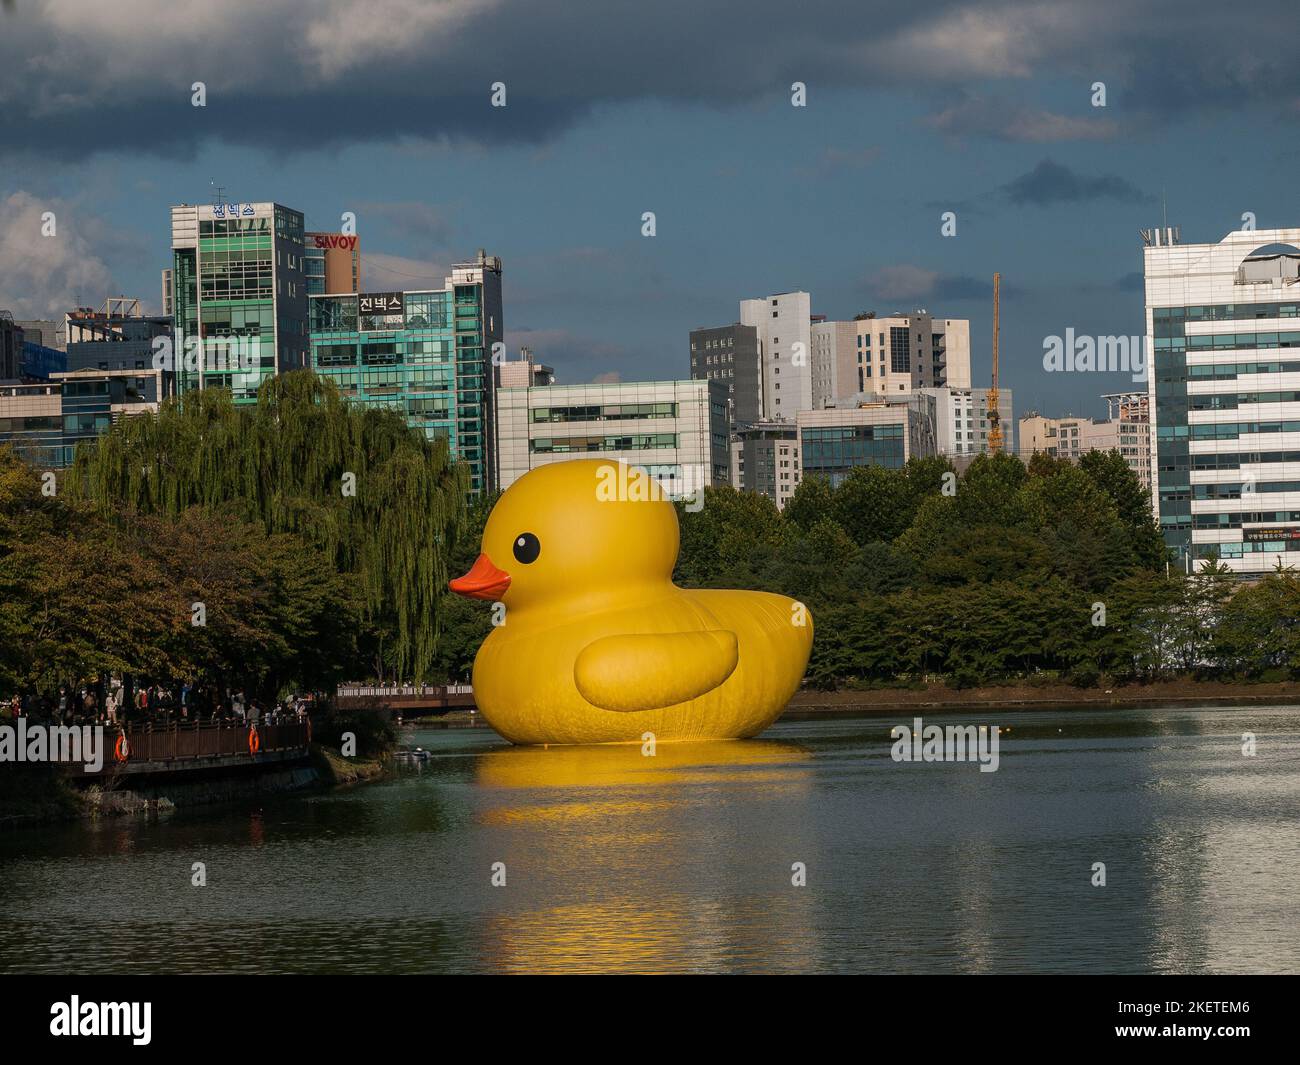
[{"left": 987, "top": 272, "right": 1003, "bottom": 455}]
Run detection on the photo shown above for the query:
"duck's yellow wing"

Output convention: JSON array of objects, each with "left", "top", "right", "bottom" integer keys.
[{"left": 574, "top": 630, "right": 738, "bottom": 712}]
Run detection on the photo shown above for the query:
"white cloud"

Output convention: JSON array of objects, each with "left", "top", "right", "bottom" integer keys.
[
  {"left": 0, "top": 191, "right": 114, "bottom": 319},
  {"left": 300, "top": 0, "right": 499, "bottom": 80},
  {"left": 361, "top": 253, "right": 449, "bottom": 291}
]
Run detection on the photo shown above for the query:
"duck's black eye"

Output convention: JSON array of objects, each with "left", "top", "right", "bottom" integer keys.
[{"left": 512, "top": 533, "right": 541, "bottom": 565}]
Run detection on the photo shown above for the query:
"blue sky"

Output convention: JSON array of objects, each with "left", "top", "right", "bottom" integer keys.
[{"left": 3, "top": 0, "right": 1298, "bottom": 419}]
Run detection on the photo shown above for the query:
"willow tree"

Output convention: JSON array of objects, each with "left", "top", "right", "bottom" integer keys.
[{"left": 68, "top": 371, "right": 469, "bottom": 680}]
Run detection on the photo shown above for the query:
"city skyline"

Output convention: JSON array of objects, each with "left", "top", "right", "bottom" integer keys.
[{"left": 3, "top": 1, "right": 1298, "bottom": 421}]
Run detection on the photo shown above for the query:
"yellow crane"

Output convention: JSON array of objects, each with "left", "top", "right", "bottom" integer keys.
[{"left": 987, "top": 272, "right": 1003, "bottom": 455}]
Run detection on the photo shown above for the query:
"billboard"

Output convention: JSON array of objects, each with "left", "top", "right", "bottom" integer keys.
[
  {"left": 359, "top": 292, "right": 403, "bottom": 316},
  {"left": 1243, "top": 527, "right": 1300, "bottom": 542}
]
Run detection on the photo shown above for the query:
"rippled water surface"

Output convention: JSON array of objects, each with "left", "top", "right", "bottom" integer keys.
[{"left": 2, "top": 706, "right": 1298, "bottom": 973}]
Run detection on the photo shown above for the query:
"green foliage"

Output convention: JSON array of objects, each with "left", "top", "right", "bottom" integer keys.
[
  {"left": 1, "top": 372, "right": 474, "bottom": 698},
  {"left": 673, "top": 450, "right": 1300, "bottom": 690},
  {"left": 65, "top": 371, "right": 468, "bottom": 680}
]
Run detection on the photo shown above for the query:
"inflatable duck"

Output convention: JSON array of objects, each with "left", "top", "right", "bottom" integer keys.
[{"left": 449, "top": 459, "right": 813, "bottom": 745}]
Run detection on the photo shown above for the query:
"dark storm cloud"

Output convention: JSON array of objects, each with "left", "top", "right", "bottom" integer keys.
[
  {"left": 2, "top": 1, "right": 1298, "bottom": 161},
  {"left": 1000, "top": 160, "right": 1153, "bottom": 207}
]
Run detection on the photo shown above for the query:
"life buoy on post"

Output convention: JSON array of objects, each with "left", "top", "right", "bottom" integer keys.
[
  {"left": 248, "top": 725, "right": 260, "bottom": 755},
  {"left": 114, "top": 732, "right": 130, "bottom": 763}
]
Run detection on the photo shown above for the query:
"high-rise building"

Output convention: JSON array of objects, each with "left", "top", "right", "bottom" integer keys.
[
  {"left": 0, "top": 313, "right": 21, "bottom": 381},
  {"left": 920, "top": 386, "right": 1014, "bottom": 459},
  {"left": 304, "top": 232, "right": 361, "bottom": 295},
  {"left": 308, "top": 251, "right": 503, "bottom": 492},
  {"left": 495, "top": 378, "right": 730, "bottom": 498},
  {"left": 829, "top": 312, "right": 971, "bottom": 401},
  {"left": 169, "top": 201, "right": 309, "bottom": 403},
  {"left": 1146, "top": 225, "right": 1300, "bottom": 572},
  {"left": 731, "top": 420, "right": 800, "bottom": 508},
  {"left": 740, "top": 290, "right": 812, "bottom": 420},
  {"left": 689, "top": 322, "right": 762, "bottom": 427},
  {"left": 810, "top": 318, "right": 856, "bottom": 410}
]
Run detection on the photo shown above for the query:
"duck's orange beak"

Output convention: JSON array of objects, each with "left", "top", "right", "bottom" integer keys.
[{"left": 449, "top": 553, "right": 511, "bottom": 600}]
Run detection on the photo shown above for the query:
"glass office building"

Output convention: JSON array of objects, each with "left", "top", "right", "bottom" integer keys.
[
  {"left": 794, "top": 393, "right": 936, "bottom": 486},
  {"left": 0, "top": 369, "right": 172, "bottom": 468},
  {"left": 1147, "top": 225, "right": 1300, "bottom": 572},
  {"left": 169, "top": 202, "right": 309, "bottom": 403},
  {"left": 308, "top": 252, "right": 503, "bottom": 492}
]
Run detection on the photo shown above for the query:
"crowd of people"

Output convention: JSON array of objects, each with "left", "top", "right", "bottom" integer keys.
[{"left": 2, "top": 681, "right": 313, "bottom": 729}]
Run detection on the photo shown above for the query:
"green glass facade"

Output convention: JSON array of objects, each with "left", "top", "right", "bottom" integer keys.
[
  {"left": 801, "top": 423, "right": 905, "bottom": 484},
  {"left": 171, "top": 203, "right": 308, "bottom": 403},
  {"left": 309, "top": 275, "right": 500, "bottom": 492}
]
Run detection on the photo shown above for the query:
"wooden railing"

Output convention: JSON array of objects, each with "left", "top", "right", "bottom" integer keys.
[
  {"left": 109, "top": 720, "right": 310, "bottom": 764},
  {"left": 336, "top": 684, "right": 472, "bottom": 698}
]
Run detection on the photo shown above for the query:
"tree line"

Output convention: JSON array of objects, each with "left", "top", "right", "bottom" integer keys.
[
  {"left": 4, "top": 369, "right": 1296, "bottom": 700},
  {"left": 0, "top": 372, "right": 469, "bottom": 708},
  {"left": 672, "top": 451, "right": 1300, "bottom": 689}
]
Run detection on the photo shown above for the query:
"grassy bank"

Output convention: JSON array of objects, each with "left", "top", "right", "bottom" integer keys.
[{"left": 785, "top": 677, "right": 1300, "bottom": 716}]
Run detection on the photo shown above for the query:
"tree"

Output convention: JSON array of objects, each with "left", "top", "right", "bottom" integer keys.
[
  {"left": 1078, "top": 449, "right": 1168, "bottom": 570},
  {"left": 67, "top": 372, "right": 468, "bottom": 680},
  {"left": 832, "top": 465, "right": 912, "bottom": 544}
]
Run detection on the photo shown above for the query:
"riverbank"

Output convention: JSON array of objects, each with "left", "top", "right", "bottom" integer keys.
[
  {"left": 0, "top": 767, "right": 82, "bottom": 827},
  {"left": 784, "top": 677, "right": 1300, "bottom": 716},
  {"left": 0, "top": 743, "right": 390, "bottom": 827},
  {"left": 310, "top": 745, "right": 386, "bottom": 785}
]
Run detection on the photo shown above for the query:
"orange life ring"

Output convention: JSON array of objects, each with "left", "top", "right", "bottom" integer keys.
[
  {"left": 248, "top": 725, "right": 260, "bottom": 754},
  {"left": 114, "top": 733, "right": 130, "bottom": 762}
]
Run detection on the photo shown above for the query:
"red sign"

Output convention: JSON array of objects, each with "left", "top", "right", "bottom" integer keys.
[{"left": 312, "top": 234, "right": 358, "bottom": 251}]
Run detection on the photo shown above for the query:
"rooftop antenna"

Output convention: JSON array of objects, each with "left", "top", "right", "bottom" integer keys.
[{"left": 1161, "top": 188, "right": 1167, "bottom": 231}]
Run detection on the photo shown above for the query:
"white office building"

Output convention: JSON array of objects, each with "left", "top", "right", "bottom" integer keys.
[
  {"left": 921, "top": 386, "right": 1014, "bottom": 459},
  {"left": 740, "top": 290, "right": 813, "bottom": 420},
  {"left": 1146, "top": 225, "right": 1300, "bottom": 572},
  {"left": 812, "top": 312, "right": 972, "bottom": 407},
  {"left": 495, "top": 378, "right": 731, "bottom": 498}
]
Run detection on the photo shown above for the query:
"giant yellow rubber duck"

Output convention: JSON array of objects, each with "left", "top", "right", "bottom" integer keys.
[{"left": 449, "top": 459, "right": 813, "bottom": 745}]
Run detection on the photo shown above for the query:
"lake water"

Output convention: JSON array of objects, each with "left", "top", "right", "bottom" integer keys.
[{"left": 2, "top": 706, "right": 1298, "bottom": 974}]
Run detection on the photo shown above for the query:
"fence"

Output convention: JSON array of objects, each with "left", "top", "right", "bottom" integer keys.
[{"left": 107, "top": 720, "right": 310, "bottom": 765}]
